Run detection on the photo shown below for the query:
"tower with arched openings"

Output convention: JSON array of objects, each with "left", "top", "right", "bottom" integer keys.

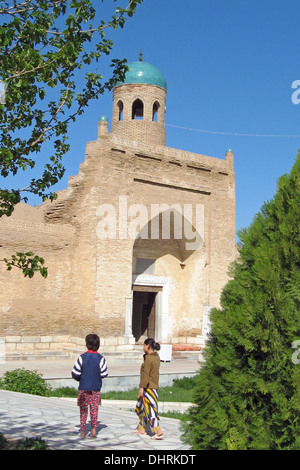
[{"left": 111, "top": 55, "right": 167, "bottom": 146}]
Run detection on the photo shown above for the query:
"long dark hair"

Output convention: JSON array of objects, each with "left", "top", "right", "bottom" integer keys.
[{"left": 144, "top": 338, "right": 160, "bottom": 351}]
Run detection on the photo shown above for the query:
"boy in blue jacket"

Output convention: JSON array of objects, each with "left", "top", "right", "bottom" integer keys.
[{"left": 72, "top": 334, "right": 108, "bottom": 438}]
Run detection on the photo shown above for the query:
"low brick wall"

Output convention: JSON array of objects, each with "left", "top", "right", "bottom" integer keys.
[{"left": 0, "top": 335, "right": 136, "bottom": 361}]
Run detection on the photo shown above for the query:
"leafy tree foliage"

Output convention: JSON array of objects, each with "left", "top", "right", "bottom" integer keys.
[
  {"left": 182, "top": 152, "right": 300, "bottom": 450},
  {"left": 0, "top": 0, "right": 143, "bottom": 276}
]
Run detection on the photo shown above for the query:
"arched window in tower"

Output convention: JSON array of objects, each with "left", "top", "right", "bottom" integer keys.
[
  {"left": 152, "top": 101, "right": 160, "bottom": 122},
  {"left": 132, "top": 99, "right": 144, "bottom": 120},
  {"left": 117, "top": 100, "right": 123, "bottom": 121}
]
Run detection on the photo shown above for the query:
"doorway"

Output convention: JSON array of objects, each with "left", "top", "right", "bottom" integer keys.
[{"left": 132, "top": 287, "right": 161, "bottom": 342}]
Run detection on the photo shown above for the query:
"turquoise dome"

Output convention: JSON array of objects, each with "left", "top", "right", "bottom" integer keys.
[{"left": 115, "top": 61, "right": 167, "bottom": 90}]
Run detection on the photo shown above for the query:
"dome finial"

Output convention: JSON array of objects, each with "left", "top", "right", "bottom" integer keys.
[{"left": 139, "top": 49, "right": 143, "bottom": 61}]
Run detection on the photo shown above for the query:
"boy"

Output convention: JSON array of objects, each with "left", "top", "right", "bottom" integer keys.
[{"left": 72, "top": 334, "right": 108, "bottom": 438}]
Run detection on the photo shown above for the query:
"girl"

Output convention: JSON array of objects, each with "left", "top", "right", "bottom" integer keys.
[
  {"left": 72, "top": 334, "right": 108, "bottom": 438},
  {"left": 133, "top": 338, "right": 164, "bottom": 440}
]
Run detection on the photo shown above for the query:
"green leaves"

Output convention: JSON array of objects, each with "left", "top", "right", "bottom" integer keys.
[
  {"left": 2, "top": 251, "right": 48, "bottom": 278},
  {"left": 0, "top": 188, "right": 21, "bottom": 216},
  {"left": 0, "top": 0, "right": 144, "bottom": 210}
]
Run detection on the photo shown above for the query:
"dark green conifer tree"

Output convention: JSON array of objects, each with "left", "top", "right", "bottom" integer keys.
[{"left": 182, "top": 152, "right": 300, "bottom": 450}]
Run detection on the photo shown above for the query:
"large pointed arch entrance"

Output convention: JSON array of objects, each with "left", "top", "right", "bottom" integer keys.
[{"left": 127, "top": 207, "right": 205, "bottom": 344}]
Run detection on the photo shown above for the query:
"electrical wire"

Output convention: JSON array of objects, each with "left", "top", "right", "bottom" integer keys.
[{"left": 165, "top": 123, "right": 300, "bottom": 138}]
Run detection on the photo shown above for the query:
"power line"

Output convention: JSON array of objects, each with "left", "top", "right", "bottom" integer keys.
[{"left": 165, "top": 123, "right": 300, "bottom": 138}]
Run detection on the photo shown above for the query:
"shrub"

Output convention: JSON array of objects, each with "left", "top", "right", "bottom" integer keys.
[
  {"left": 19, "top": 437, "right": 49, "bottom": 450},
  {"left": 0, "top": 368, "right": 51, "bottom": 396},
  {"left": 182, "top": 153, "right": 300, "bottom": 450},
  {"left": 0, "top": 433, "right": 8, "bottom": 450},
  {"left": 0, "top": 433, "right": 49, "bottom": 450}
]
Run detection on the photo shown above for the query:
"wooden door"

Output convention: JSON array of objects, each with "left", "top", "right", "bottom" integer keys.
[{"left": 147, "top": 293, "right": 156, "bottom": 338}]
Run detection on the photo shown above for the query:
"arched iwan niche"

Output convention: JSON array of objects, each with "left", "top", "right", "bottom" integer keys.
[{"left": 128, "top": 208, "right": 207, "bottom": 343}]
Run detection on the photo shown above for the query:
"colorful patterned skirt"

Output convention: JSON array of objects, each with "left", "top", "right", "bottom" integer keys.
[{"left": 135, "top": 388, "right": 160, "bottom": 432}]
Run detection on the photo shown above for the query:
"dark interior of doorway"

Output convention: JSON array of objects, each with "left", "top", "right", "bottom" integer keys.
[{"left": 132, "top": 291, "right": 156, "bottom": 342}]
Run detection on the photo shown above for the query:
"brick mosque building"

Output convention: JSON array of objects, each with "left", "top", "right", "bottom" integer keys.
[{"left": 0, "top": 57, "right": 236, "bottom": 358}]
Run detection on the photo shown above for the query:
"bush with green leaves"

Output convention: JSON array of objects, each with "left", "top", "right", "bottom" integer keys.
[
  {"left": 0, "top": 433, "right": 7, "bottom": 450},
  {"left": 0, "top": 368, "right": 51, "bottom": 396},
  {"left": 182, "top": 152, "right": 300, "bottom": 450},
  {"left": 19, "top": 437, "right": 49, "bottom": 450},
  {"left": 0, "top": 433, "right": 49, "bottom": 450}
]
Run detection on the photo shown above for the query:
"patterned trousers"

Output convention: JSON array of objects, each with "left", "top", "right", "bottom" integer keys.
[
  {"left": 77, "top": 390, "right": 101, "bottom": 432},
  {"left": 135, "top": 388, "right": 161, "bottom": 433}
]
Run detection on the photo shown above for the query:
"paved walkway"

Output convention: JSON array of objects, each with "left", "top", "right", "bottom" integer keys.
[
  {"left": 0, "top": 356, "right": 200, "bottom": 451},
  {"left": 0, "top": 389, "right": 191, "bottom": 451}
]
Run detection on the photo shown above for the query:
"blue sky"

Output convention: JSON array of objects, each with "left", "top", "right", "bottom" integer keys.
[{"left": 3, "top": 0, "right": 300, "bottom": 240}]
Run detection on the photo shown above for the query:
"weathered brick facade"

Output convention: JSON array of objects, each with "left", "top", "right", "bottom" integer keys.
[{"left": 0, "top": 60, "right": 236, "bottom": 354}]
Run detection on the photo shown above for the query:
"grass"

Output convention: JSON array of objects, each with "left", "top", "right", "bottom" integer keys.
[
  {"left": 160, "top": 410, "right": 190, "bottom": 420},
  {"left": 100, "top": 384, "right": 194, "bottom": 402},
  {"left": 50, "top": 375, "right": 197, "bottom": 403},
  {"left": 50, "top": 386, "right": 78, "bottom": 398}
]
